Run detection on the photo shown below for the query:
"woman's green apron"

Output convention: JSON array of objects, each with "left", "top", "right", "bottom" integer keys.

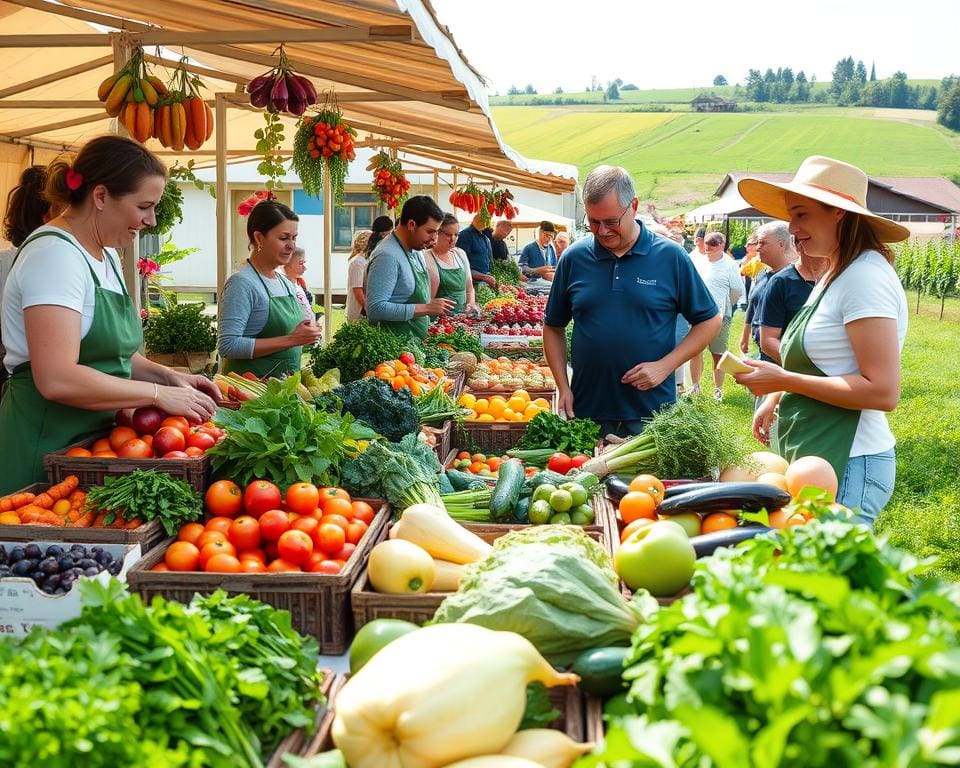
[
  {"left": 432, "top": 250, "right": 467, "bottom": 313},
  {"left": 0, "top": 231, "right": 142, "bottom": 493},
  {"left": 221, "top": 264, "right": 303, "bottom": 378},
  {"left": 775, "top": 278, "right": 861, "bottom": 481},
  {"left": 378, "top": 234, "right": 430, "bottom": 339}
]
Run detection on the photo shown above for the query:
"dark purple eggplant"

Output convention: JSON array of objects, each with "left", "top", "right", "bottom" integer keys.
[
  {"left": 270, "top": 77, "right": 288, "bottom": 113},
  {"left": 663, "top": 481, "right": 727, "bottom": 499},
  {"left": 605, "top": 475, "right": 633, "bottom": 503},
  {"left": 691, "top": 525, "right": 772, "bottom": 557},
  {"left": 659, "top": 482, "right": 791, "bottom": 515}
]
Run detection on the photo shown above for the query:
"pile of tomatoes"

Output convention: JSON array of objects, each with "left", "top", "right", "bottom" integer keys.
[
  {"left": 65, "top": 407, "right": 224, "bottom": 460},
  {"left": 154, "top": 479, "right": 378, "bottom": 574}
]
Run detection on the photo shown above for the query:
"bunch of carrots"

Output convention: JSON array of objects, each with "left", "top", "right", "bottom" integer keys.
[{"left": 0, "top": 476, "right": 144, "bottom": 529}]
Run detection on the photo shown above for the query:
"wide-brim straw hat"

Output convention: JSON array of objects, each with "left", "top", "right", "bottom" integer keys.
[{"left": 737, "top": 155, "right": 910, "bottom": 243}]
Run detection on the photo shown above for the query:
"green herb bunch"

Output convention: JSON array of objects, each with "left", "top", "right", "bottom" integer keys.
[
  {"left": 84, "top": 469, "right": 203, "bottom": 535},
  {"left": 491, "top": 258, "right": 522, "bottom": 286},
  {"left": 585, "top": 517, "right": 960, "bottom": 768},
  {"left": 209, "top": 375, "right": 376, "bottom": 490},
  {"left": 309, "top": 319, "right": 403, "bottom": 382},
  {"left": 474, "top": 282, "right": 496, "bottom": 306},
  {"left": 143, "top": 299, "right": 217, "bottom": 355},
  {"left": 330, "top": 377, "right": 419, "bottom": 442},
  {"left": 424, "top": 327, "right": 484, "bottom": 358},
  {"left": 0, "top": 581, "right": 324, "bottom": 767},
  {"left": 516, "top": 410, "right": 599, "bottom": 455}
]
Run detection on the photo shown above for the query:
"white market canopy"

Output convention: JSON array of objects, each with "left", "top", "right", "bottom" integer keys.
[{"left": 0, "top": 0, "right": 578, "bottom": 340}]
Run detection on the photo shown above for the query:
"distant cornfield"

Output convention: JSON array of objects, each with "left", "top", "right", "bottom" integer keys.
[{"left": 895, "top": 238, "right": 960, "bottom": 319}]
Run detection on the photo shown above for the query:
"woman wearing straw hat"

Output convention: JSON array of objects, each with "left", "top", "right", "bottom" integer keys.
[{"left": 732, "top": 155, "right": 909, "bottom": 525}]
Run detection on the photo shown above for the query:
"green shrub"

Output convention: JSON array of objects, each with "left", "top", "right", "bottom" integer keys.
[{"left": 143, "top": 300, "right": 217, "bottom": 354}]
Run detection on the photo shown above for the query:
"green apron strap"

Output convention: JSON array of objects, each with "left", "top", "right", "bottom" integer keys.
[
  {"left": 377, "top": 234, "right": 431, "bottom": 340},
  {"left": 775, "top": 278, "right": 861, "bottom": 481},
  {"left": 0, "top": 231, "right": 142, "bottom": 492},
  {"left": 220, "top": 263, "right": 304, "bottom": 378}
]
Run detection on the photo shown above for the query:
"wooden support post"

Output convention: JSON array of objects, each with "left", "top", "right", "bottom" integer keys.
[
  {"left": 215, "top": 93, "right": 229, "bottom": 334},
  {"left": 432, "top": 170, "right": 439, "bottom": 203},
  {"left": 322, "top": 169, "right": 333, "bottom": 343}
]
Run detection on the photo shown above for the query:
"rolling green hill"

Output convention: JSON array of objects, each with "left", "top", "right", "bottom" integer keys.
[{"left": 493, "top": 105, "right": 960, "bottom": 214}]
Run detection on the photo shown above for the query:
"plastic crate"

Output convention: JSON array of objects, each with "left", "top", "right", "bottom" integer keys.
[
  {"left": 127, "top": 500, "right": 389, "bottom": 654},
  {"left": 351, "top": 501, "right": 615, "bottom": 631},
  {"left": 0, "top": 482, "right": 167, "bottom": 553},
  {"left": 43, "top": 435, "right": 209, "bottom": 493}
]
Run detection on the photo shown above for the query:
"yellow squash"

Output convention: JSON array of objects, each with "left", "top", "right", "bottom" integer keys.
[
  {"left": 431, "top": 558, "right": 465, "bottom": 591},
  {"left": 500, "top": 729, "right": 594, "bottom": 768},
  {"left": 444, "top": 758, "right": 544, "bottom": 768},
  {"left": 331, "top": 623, "right": 579, "bottom": 768},
  {"left": 368, "top": 539, "right": 436, "bottom": 594},
  {"left": 391, "top": 503, "right": 492, "bottom": 564}
]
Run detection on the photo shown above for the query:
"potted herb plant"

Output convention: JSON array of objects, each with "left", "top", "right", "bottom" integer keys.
[{"left": 143, "top": 298, "right": 218, "bottom": 373}]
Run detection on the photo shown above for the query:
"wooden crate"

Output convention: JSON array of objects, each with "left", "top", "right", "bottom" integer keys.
[
  {"left": 294, "top": 673, "right": 599, "bottom": 756},
  {"left": 351, "top": 501, "right": 616, "bottom": 631},
  {"left": 265, "top": 670, "right": 340, "bottom": 768},
  {"left": 0, "top": 482, "right": 167, "bottom": 553},
  {"left": 43, "top": 435, "right": 209, "bottom": 493},
  {"left": 127, "top": 500, "right": 389, "bottom": 654},
  {"left": 420, "top": 420, "right": 453, "bottom": 463},
  {"left": 456, "top": 419, "right": 529, "bottom": 454}
]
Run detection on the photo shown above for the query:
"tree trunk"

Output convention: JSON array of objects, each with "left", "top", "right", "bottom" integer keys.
[
  {"left": 916, "top": 288, "right": 921, "bottom": 315},
  {"left": 940, "top": 292, "right": 946, "bottom": 321}
]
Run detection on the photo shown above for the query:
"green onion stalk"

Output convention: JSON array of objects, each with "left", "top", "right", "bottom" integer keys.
[
  {"left": 578, "top": 433, "right": 657, "bottom": 479},
  {"left": 441, "top": 489, "right": 492, "bottom": 522}
]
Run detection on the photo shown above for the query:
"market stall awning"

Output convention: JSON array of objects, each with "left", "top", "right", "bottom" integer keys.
[{"left": 0, "top": 0, "right": 577, "bottom": 194}]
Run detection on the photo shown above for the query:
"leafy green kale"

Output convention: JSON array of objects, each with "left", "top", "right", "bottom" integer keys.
[
  {"left": 333, "top": 377, "right": 419, "bottom": 442},
  {"left": 515, "top": 410, "right": 600, "bottom": 455},
  {"left": 341, "top": 437, "right": 442, "bottom": 509},
  {"left": 309, "top": 319, "right": 403, "bottom": 382}
]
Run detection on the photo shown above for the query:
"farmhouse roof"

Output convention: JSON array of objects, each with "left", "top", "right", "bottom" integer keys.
[{"left": 0, "top": 0, "right": 576, "bottom": 193}]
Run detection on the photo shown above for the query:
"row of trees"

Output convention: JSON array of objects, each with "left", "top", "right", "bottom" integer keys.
[{"left": 895, "top": 239, "right": 960, "bottom": 320}]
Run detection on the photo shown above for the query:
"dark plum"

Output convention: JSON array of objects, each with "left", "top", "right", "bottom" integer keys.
[
  {"left": 78, "top": 558, "right": 98, "bottom": 570},
  {"left": 83, "top": 567, "right": 100, "bottom": 577},
  {"left": 45, "top": 574, "right": 62, "bottom": 589},
  {"left": 45, "top": 545, "right": 64, "bottom": 559},
  {"left": 8, "top": 546, "right": 25, "bottom": 563},
  {"left": 23, "top": 544, "right": 41, "bottom": 559},
  {"left": 58, "top": 556, "right": 75, "bottom": 571},
  {"left": 107, "top": 561, "right": 122, "bottom": 576},
  {"left": 95, "top": 551, "right": 114, "bottom": 566},
  {"left": 11, "top": 560, "right": 31, "bottom": 577},
  {"left": 40, "top": 557, "right": 60, "bottom": 575}
]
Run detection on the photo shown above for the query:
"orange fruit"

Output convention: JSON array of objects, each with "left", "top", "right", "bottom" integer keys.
[
  {"left": 513, "top": 389, "right": 530, "bottom": 402},
  {"left": 768, "top": 509, "right": 807, "bottom": 529},
  {"left": 65, "top": 447, "right": 93, "bottom": 457},
  {"left": 473, "top": 398, "right": 489, "bottom": 414},
  {"left": 618, "top": 491, "right": 658, "bottom": 524},
  {"left": 629, "top": 474, "right": 665, "bottom": 501},
  {"left": 477, "top": 413, "right": 495, "bottom": 422},
  {"left": 533, "top": 397, "right": 551, "bottom": 409},
  {"left": 487, "top": 399, "right": 506, "bottom": 419},
  {"left": 701, "top": 512, "right": 738, "bottom": 534}
]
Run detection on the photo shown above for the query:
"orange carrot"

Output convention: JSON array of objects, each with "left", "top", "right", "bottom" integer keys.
[
  {"left": 72, "top": 511, "right": 95, "bottom": 528},
  {"left": 109, "top": 513, "right": 127, "bottom": 529},
  {"left": 93, "top": 511, "right": 110, "bottom": 528},
  {"left": 36, "top": 512, "right": 65, "bottom": 526},
  {"left": 123, "top": 517, "right": 145, "bottom": 529},
  {"left": 0, "top": 492, "right": 36, "bottom": 512},
  {"left": 32, "top": 475, "right": 79, "bottom": 509},
  {"left": 19, "top": 509, "right": 42, "bottom": 524}
]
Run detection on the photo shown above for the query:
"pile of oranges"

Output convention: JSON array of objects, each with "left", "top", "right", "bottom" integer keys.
[
  {"left": 364, "top": 355, "right": 448, "bottom": 397},
  {"left": 458, "top": 389, "right": 551, "bottom": 422}
]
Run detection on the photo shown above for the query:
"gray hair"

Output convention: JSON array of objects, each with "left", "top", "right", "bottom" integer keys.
[
  {"left": 293, "top": 247, "right": 306, "bottom": 258},
  {"left": 582, "top": 165, "right": 635, "bottom": 207},
  {"left": 756, "top": 220, "right": 791, "bottom": 246}
]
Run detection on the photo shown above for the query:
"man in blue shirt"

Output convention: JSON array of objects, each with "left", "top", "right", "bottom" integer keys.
[
  {"left": 455, "top": 214, "right": 497, "bottom": 289},
  {"left": 518, "top": 221, "right": 558, "bottom": 280},
  {"left": 543, "top": 166, "right": 720, "bottom": 436}
]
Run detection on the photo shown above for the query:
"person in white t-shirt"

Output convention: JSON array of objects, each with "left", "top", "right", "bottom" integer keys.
[
  {"left": 733, "top": 155, "right": 910, "bottom": 526},
  {"left": 696, "top": 232, "right": 744, "bottom": 401},
  {"left": 345, "top": 229, "right": 371, "bottom": 322},
  {"left": 0, "top": 135, "right": 220, "bottom": 492}
]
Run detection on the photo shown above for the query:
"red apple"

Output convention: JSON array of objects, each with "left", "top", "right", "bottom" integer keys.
[
  {"left": 153, "top": 426, "right": 186, "bottom": 455},
  {"left": 115, "top": 408, "right": 135, "bottom": 428},
  {"left": 131, "top": 406, "right": 167, "bottom": 436},
  {"left": 186, "top": 430, "right": 216, "bottom": 452},
  {"left": 162, "top": 450, "right": 190, "bottom": 459}
]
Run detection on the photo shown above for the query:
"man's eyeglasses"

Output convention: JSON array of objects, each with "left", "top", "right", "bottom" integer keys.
[{"left": 584, "top": 204, "right": 631, "bottom": 231}]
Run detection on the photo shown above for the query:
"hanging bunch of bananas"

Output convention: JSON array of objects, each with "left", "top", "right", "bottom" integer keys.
[{"left": 96, "top": 49, "right": 213, "bottom": 150}]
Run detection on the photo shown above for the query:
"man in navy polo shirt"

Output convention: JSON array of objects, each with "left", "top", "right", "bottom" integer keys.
[
  {"left": 456, "top": 214, "right": 497, "bottom": 289},
  {"left": 543, "top": 166, "right": 720, "bottom": 436}
]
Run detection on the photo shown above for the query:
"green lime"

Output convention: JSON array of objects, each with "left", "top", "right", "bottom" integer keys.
[
  {"left": 561, "top": 482, "right": 589, "bottom": 506},
  {"left": 528, "top": 499, "right": 553, "bottom": 525},
  {"left": 349, "top": 619, "right": 419, "bottom": 675},
  {"left": 550, "top": 512, "right": 572, "bottom": 525},
  {"left": 549, "top": 489, "right": 573, "bottom": 512},
  {"left": 532, "top": 484, "right": 557, "bottom": 504}
]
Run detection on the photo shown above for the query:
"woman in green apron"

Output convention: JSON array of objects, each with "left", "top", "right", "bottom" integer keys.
[
  {"left": 364, "top": 195, "right": 454, "bottom": 339},
  {"left": 0, "top": 136, "right": 220, "bottom": 492},
  {"left": 425, "top": 214, "right": 480, "bottom": 315},
  {"left": 732, "top": 155, "right": 910, "bottom": 526},
  {"left": 218, "top": 200, "right": 322, "bottom": 377}
]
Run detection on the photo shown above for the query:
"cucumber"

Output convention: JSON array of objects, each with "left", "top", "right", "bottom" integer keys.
[
  {"left": 525, "top": 469, "right": 570, "bottom": 492},
  {"left": 513, "top": 495, "right": 531, "bottom": 523},
  {"left": 571, "top": 646, "right": 629, "bottom": 697},
  {"left": 659, "top": 483, "right": 791, "bottom": 515},
  {"left": 446, "top": 469, "right": 495, "bottom": 491},
  {"left": 490, "top": 459, "right": 525, "bottom": 522}
]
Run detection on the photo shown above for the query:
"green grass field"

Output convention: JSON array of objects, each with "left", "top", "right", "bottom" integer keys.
[
  {"left": 710, "top": 296, "right": 960, "bottom": 579},
  {"left": 493, "top": 106, "right": 960, "bottom": 214}
]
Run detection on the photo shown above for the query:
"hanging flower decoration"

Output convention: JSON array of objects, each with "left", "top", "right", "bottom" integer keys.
[
  {"left": 236, "top": 189, "right": 276, "bottom": 217},
  {"left": 137, "top": 257, "right": 160, "bottom": 276},
  {"left": 370, "top": 151, "right": 411, "bottom": 210},
  {"left": 291, "top": 98, "right": 356, "bottom": 205}
]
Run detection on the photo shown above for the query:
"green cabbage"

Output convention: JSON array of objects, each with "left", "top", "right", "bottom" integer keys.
[{"left": 433, "top": 525, "right": 649, "bottom": 665}]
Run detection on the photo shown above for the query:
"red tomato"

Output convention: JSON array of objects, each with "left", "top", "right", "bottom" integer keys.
[
  {"left": 164, "top": 541, "right": 200, "bottom": 571},
  {"left": 186, "top": 430, "right": 216, "bottom": 452},
  {"left": 162, "top": 450, "right": 190, "bottom": 459},
  {"left": 350, "top": 501, "right": 375, "bottom": 525},
  {"left": 117, "top": 437, "right": 153, "bottom": 459},
  {"left": 228, "top": 516, "right": 261, "bottom": 552},
  {"left": 328, "top": 543, "right": 356, "bottom": 562},
  {"left": 291, "top": 516, "right": 319, "bottom": 538},
  {"left": 319, "top": 487, "right": 351, "bottom": 510},
  {"left": 184, "top": 446, "right": 204, "bottom": 457},
  {"left": 200, "top": 539, "right": 236, "bottom": 565},
  {"left": 205, "top": 480, "right": 243, "bottom": 518},
  {"left": 323, "top": 497, "right": 354, "bottom": 520},
  {"left": 159, "top": 416, "right": 191, "bottom": 438},
  {"left": 259, "top": 509, "right": 290, "bottom": 542},
  {"left": 318, "top": 513, "right": 349, "bottom": 531},
  {"left": 570, "top": 454, "right": 590, "bottom": 469},
  {"left": 286, "top": 482, "right": 320, "bottom": 515},
  {"left": 315, "top": 522, "right": 346, "bottom": 555},
  {"left": 308, "top": 559, "right": 342, "bottom": 574},
  {"left": 244, "top": 480, "right": 282, "bottom": 517},
  {"left": 266, "top": 558, "right": 302, "bottom": 573},
  {"left": 547, "top": 452, "right": 572, "bottom": 475},
  {"left": 204, "top": 516, "right": 234, "bottom": 535},
  {"left": 277, "top": 529, "right": 313, "bottom": 565},
  {"left": 195, "top": 530, "right": 227, "bottom": 550},
  {"left": 204, "top": 553, "right": 241, "bottom": 573},
  {"left": 399, "top": 352, "right": 416, "bottom": 366},
  {"left": 152, "top": 426, "right": 186, "bottom": 456},
  {"left": 239, "top": 558, "right": 266, "bottom": 573},
  {"left": 344, "top": 520, "right": 368, "bottom": 545},
  {"left": 177, "top": 522, "right": 205, "bottom": 545},
  {"left": 238, "top": 549, "right": 267, "bottom": 565}
]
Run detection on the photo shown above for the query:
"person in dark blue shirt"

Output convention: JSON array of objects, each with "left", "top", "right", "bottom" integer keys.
[
  {"left": 543, "top": 166, "right": 720, "bottom": 437},
  {"left": 455, "top": 214, "right": 496, "bottom": 289},
  {"left": 518, "top": 221, "right": 558, "bottom": 280},
  {"left": 488, "top": 220, "right": 513, "bottom": 261}
]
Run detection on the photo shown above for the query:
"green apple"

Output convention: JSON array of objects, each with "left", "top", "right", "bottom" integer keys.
[
  {"left": 660, "top": 512, "right": 702, "bottom": 538},
  {"left": 550, "top": 512, "right": 572, "bottom": 525},
  {"left": 549, "top": 489, "right": 573, "bottom": 512},
  {"left": 570, "top": 503, "right": 595, "bottom": 526},
  {"left": 528, "top": 499, "right": 552, "bottom": 524},
  {"left": 532, "top": 484, "right": 557, "bottom": 504},
  {"left": 560, "top": 482, "right": 588, "bottom": 506},
  {"left": 615, "top": 519, "right": 696, "bottom": 597}
]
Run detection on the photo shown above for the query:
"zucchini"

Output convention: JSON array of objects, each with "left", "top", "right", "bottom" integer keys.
[
  {"left": 490, "top": 459, "right": 525, "bottom": 522},
  {"left": 571, "top": 646, "right": 629, "bottom": 698},
  {"left": 513, "top": 495, "right": 531, "bottom": 523},
  {"left": 605, "top": 475, "right": 632, "bottom": 503},
  {"left": 446, "top": 469, "right": 496, "bottom": 491},
  {"left": 658, "top": 482, "right": 791, "bottom": 516},
  {"left": 691, "top": 526, "right": 772, "bottom": 557},
  {"left": 524, "top": 469, "right": 570, "bottom": 492},
  {"left": 505, "top": 448, "right": 554, "bottom": 467}
]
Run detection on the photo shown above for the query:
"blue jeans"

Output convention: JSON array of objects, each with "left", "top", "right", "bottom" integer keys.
[{"left": 837, "top": 448, "right": 896, "bottom": 528}]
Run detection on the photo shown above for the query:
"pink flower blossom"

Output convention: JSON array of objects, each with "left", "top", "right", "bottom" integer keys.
[
  {"left": 140, "top": 309, "right": 149, "bottom": 319},
  {"left": 137, "top": 258, "right": 160, "bottom": 276}
]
